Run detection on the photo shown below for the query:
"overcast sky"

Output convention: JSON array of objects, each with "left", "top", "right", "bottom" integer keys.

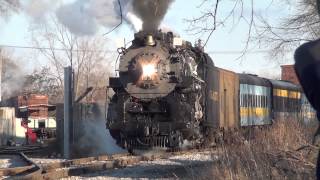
[{"left": 0, "top": 0, "right": 298, "bottom": 78}]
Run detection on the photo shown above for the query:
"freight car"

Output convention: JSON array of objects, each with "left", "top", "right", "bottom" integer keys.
[{"left": 106, "top": 30, "right": 316, "bottom": 152}]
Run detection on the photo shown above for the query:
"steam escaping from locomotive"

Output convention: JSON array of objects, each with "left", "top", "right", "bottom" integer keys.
[
  {"left": 56, "top": 0, "right": 128, "bottom": 35},
  {"left": 132, "top": 0, "right": 174, "bottom": 31},
  {"left": 53, "top": 0, "right": 174, "bottom": 35}
]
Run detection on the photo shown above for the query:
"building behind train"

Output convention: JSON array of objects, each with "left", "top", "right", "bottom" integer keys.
[{"left": 0, "top": 94, "right": 56, "bottom": 146}]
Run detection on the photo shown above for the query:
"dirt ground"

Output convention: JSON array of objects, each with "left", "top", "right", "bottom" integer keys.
[
  {"left": 59, "top": 145, "right": 316, "bottom": 180},
  {"left": 62, "top": 151, "right": 216, "bottom": 180},
  {"left": 61, "top": 120, "right": 318, "bottom": 180},
  {"left": 8, "top": 119, "right": 314, "bottom": 180}
]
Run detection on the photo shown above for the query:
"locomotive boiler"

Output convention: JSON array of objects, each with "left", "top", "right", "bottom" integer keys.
[{"left": 107, "top": 31, "right": 216, "bottom": 151}]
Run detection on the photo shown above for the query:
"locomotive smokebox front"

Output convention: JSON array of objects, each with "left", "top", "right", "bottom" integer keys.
[{"left": 119, "top": 34, "right": 177, "bottom": 100}]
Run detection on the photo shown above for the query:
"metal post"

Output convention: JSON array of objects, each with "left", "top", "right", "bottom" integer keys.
[
  {"left": 317, "top": 0, "right": 320, "bottom": 18},
  {"left": 0, "top": 56, "right": 2, "bottom": 102},
  {"left": 64, "top": 67, "right": 73, "bottom": 159}
]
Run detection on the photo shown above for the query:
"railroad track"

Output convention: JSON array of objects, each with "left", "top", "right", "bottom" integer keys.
[
  {"left": 0, "top": 152, "right": 42, "bottom": 180},
  {"left": 0, "top": 148, "right": 213, "bottom": 179},
  {"left": 0, "top": 145, "right": 44, "bottom": 154}
]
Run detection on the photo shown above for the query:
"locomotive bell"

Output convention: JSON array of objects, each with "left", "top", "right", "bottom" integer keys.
[{"left": 146, "top": 35, "right": 156, "bottom": 46}]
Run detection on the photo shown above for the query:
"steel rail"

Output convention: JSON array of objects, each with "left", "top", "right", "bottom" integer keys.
[
  {"left": 1, "top": 148, "right": 213, "bottom": 179},
  {"left": 0, "top": 152, "right": 43, "bottom": 180},
  {"left": 39, "top": 148, "right": 212, "bottom": 179}
]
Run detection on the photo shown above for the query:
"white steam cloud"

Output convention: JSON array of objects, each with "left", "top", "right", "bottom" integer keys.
[
  {"left": 55, "top": 0, "right": 141, "bottom": 35},
  {"left": 1, "top": 55, "right": 26, "bottom": 100},
  {"left": 72, "top": 104, "right": 125, "bottom": 157},
  {"left": 22, "top": 0, "right": 57, "bottom": 22},
  {"left": 56, "top": 0, "right": 123, "bottom": 36},
  {"left": 126, "top": 11, "right": 143, "bottom": 31},
  {"left": 21, "top": 0, "right": 174, "bottom": 35}
]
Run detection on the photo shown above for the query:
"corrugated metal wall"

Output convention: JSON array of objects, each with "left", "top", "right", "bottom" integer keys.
[
  {"left": 301, "top": 94, "right": 317, "bottom": 124},
  {"left": 0, "top": 107, "right": 16, "bottom": 145},
  {"left": 55, "top": 103, "right": 64, "bottom": 155},
  {"left": 239, "top": 84, "right": 272, "bottom": 126}
]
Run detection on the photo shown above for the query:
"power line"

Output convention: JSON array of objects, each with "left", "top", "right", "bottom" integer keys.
[
  {"left": 207, "top": 49, "right": 293, "bottom": 54},
  {"left": 0, "top": 44, "right": 116, "bottom": 53},
  {"left": 207, "top": 50, "right": 270, "bottom": 54},
  {"left": 0, "top": 44, "right": 289, "bottom": 54},
  {"left": 104, "top": 0, "right": 123, "bottom": 35}
]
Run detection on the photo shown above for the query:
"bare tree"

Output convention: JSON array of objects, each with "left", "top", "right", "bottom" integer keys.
[
  {"left": 189, "top": 0, "right": 320, "bottom": 59},
  {"left": 30, "top": 16, "right": 114, "bottom": 103},
  {"left": 187, "top": 0, "right": 256, "bottom": 49},
  {"left": 255, "top": 0, "right": 320, "bottom": 58},
  {"left": 0, "top": 0, "right": 19, "bottom": 17},
  {"left": 23, "top": 67, "right": 61, "bottom": 103}
]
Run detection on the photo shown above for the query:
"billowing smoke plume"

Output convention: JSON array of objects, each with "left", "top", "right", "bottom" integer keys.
[
  {"left": 23, "top": 0, "right": 57, "bottom": 22},
  {"left": 54, "top": 0, "right": 174, "bottom": 35},
  {"left": 0, "top": 51, "right": 26, "bottom": 100},
  {"left": 132, "top": 0, "right": 174, "bottom": 32},
  {"left": 54, "top": 0, "right": 140, "bottom": 35},
  {"left": 17, "top": 0, "right": 176, "bottom": 36},
  {"left": 71, "top": 104, "right": 125, "bottom": 157},
  {"left": 56, "top": 0, "right": 126, "bottom": 35},
  {"left": 22, "top": 0, "right": 174, "bottom": 35}
]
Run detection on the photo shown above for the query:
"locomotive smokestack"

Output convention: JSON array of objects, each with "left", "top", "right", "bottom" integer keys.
[{"left": 132, "top": 0, "right": 174, "bottom": 32}]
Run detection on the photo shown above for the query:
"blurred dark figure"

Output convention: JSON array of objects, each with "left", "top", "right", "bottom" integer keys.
[
  {"left": 40, "top": 127, "right": 47, "bottom": 140},
  {"left": 294, "top": 39, "right": 320, "bottom": 179}
]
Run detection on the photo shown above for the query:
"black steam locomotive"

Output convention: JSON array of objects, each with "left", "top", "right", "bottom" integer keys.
[{"left": 106, "top": 31, "right": 316, "bottom": 152}]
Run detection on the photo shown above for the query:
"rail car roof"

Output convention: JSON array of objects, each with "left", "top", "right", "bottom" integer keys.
[
  {"left": 238, "top": 74, "right": 271, "bottom": 87},
  {"left": 269, "top": 79, "right": 301, "bottom": 91}
]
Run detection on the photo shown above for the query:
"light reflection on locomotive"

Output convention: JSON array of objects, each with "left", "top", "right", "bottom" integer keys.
[{"left": 142, "top": 63, "right": 156, "bottom": 79}]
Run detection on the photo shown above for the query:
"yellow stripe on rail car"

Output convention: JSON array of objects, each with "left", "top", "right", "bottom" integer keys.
[
  {"left": 288, "top": 91, "right": 301, "bottom": 99},
  {"left": 240, "top": 107, "right": 269, "bottom": 117},
  {"left": 273, "top": 89, "right": 301, "bottom": 99},
  {"left": 304, "top": 112, "right": 316, "bottom": 119},
  {"left": 273, "top": 89, "right": 288, "bottom": 97}
]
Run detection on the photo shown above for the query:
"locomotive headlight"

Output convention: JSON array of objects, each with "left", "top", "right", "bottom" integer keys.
[{"left": 142, "top": 64, "right": 156, "bottom": 78}]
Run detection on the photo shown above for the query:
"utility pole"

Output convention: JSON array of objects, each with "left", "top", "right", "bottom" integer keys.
[
  {"left": 64, "top": 66, "right": 73, "bottom": 159},
  {"left": 317, "top": 0, "right": 320, "bottom": 18}
]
